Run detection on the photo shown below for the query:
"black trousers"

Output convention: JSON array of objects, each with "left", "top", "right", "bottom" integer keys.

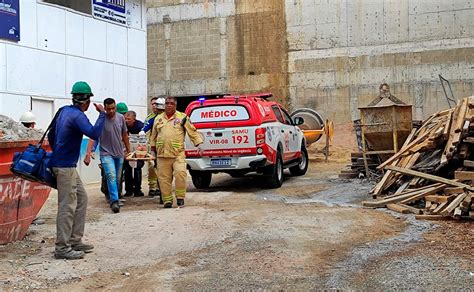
[{"left": 124, "top": 160, "right": 144, "bottom": 194}]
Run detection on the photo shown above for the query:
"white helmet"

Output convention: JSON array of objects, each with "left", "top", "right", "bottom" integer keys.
[
  {"left": 19, "top": 111, "right": 36, "bottom": 123},
  {"left": 155, "top": 97, "right": 165, "bottom": 109}
]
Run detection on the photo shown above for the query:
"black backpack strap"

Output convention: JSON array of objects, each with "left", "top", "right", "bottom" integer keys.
[{"left": 37, "top": 107, "right": 65, "bottom": 149}]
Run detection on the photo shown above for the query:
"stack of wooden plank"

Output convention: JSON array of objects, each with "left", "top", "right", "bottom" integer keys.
[{"left": 363, "top": 96, "right": 474, "bottom": 221}]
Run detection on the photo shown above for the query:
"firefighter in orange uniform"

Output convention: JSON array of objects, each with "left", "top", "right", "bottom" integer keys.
[{"left": 150, "top": 96, "right": 203, "bottom": 208}]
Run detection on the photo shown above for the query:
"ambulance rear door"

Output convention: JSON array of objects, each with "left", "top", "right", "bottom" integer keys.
[{"left": 185, "top": 104, "right": 259, "bottom": 161}]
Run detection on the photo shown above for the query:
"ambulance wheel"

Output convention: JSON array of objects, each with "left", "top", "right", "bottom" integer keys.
[
  {"left": 190, "top": 170, "right": 212, "bottom": 189},
  {"left": 265, "top": 151, "right": 283, "bottom": 188},
  {"left": 289, "top": 145, "right": 309, "bottom": 176}
]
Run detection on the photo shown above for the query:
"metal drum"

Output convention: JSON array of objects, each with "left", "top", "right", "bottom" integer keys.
[{"left": 290, "top": 108, "right": 325, "bottom": 144}]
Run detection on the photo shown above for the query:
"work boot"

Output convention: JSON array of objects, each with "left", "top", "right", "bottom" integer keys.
[
  {"left": 148, "top": 189, "right": 157, "bottom": 197},
  {"left": 111, "top": 201, "right": 120, "bottom": 213},
  {"left": 177, "top": 199, "right": 184, "bottom": 207},
  {"left": 71, "top": 242, "right": 94, "bottom": 253},
  {"left": 156, "top": 189, "right": 163, "bottom": 204},
  {"left": 164, "top": 202, "right": 172, "bottom": 208},
  {"left": 54, "top": 249, "right": 85, "bottom": 260},
  {"left": 134, "top": 191, "right": 144, "bottom": 197},
  {"left": 124, "top": 192, "right": 133, "bottom": 197}
]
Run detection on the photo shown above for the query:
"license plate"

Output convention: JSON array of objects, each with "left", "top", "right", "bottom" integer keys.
[{"left": 211, "top": 158, "right": 232, "bottom": 167}]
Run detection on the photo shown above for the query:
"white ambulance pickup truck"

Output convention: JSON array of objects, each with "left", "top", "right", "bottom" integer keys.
[{"left": 184, "top": 93, "right": 309, "bottom": 189}]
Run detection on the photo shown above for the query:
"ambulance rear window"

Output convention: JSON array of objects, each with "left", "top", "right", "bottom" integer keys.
[{"left": 190, "top": 105, "right": 250, "bottom": 123}]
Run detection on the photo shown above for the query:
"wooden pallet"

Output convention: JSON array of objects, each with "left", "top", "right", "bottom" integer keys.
[{"left": 364, "top": 96, "right": 474, "bottom": 221}]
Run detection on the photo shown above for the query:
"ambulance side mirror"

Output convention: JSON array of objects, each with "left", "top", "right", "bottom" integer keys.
[{"left": 293, "top": 117, "right": 304, "bottom": 125}]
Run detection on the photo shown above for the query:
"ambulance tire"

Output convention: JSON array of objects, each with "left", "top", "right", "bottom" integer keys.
[
  {"left": 289, "top": 145, "right": 309, "bottom": 176},
  {"left": 190, "top": 170, "right": 212, "bottom": 189},
  {"left": 265, "top": 151, "right": 283, "bottom": 188}
]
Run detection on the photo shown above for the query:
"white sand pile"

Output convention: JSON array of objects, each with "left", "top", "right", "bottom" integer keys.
[{"left": 0, "top": 115, "right": 45, "bottom": 141}]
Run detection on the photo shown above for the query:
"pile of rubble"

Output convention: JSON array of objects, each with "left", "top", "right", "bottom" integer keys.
[
  {"left": 363, "top": 97, "right": 474, "bottom": 221},
  {"left": 0, "top": 115, "right": 44, "bottom": 141}
]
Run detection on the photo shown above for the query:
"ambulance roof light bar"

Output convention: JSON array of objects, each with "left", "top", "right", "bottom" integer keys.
[
  {"left": 223, "top": 93, "right": 272, "bottom": 101},
  {"left": 198, "top": 96, "right": 205, "bottom": 106},
  {"left": 253, "top": 93, "right": 273, "bottom": 100}
]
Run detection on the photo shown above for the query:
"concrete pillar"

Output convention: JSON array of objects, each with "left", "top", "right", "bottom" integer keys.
[
  {"left": 219, "top": 17, "right": 227, "bottom": 79},
  {"left": 350, "top": 86, "right": 359, "bottom": 121},
  {"left": 164, "top": 23, "right": 171, "bottom": 94},
  {"left": 414, "top": 83, "right": 424, "bottom": 121}
]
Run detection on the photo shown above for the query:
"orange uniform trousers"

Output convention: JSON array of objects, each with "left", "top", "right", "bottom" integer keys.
[{"left": 157, "top": 156, "right": 187, "bottom": 204}]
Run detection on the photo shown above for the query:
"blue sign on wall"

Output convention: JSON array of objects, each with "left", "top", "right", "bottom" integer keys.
[
  {"left": 92, "top": 0, "right": 127, "bottom": 26},
  {"left": 93, "top": 0, "right": 126, "bottom": 13},
  {"left": 0, "top": 0, "right": 20, "bottom": 42}
]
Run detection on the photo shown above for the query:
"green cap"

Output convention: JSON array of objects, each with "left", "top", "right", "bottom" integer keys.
[
  {"left": 71, "top": 81, "right": 93, "bottom": 96},
  {"left": 116, "top": 102, "right": 128, "bottom": 114}
]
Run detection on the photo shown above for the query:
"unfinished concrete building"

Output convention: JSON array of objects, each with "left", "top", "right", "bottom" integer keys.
[{"left": 147, "top": 0, "right": 474, "bottom": 126}]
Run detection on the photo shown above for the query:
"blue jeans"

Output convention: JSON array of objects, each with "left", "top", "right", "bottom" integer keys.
[{"left": 100, "top": 155, "right": 124, "bottom": 204}]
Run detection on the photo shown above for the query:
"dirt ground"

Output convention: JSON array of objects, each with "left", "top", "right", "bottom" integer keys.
[{"left": 0, "top": 145, "right": 473, "bottom": 290}]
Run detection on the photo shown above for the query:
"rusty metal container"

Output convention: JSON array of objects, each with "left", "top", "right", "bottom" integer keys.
[
  {"left": 0, "top": 141, "right": 51, "bottom": 244},
  {"left": 358, "top": 104, "right": 413, "bottom": 156}
]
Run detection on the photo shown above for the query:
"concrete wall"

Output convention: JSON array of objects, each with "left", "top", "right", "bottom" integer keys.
[
  {"left": 147, "top": 0, "right": 289, "bottom": 106},
  {"left": 147, "top": 0, "right": 474, "bottom": 126},
  {"left": 0, "top": 0, "right": 147, "bottom": 183},
  {"left": 286, "top": 0, "right": 474, "bottom": 124}
]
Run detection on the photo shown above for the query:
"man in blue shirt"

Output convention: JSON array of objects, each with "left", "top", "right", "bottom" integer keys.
[
  {"left": 49, "top": 81, "right": 105, "bottom": 260},
  {"left": 125, "top": 110, "right": 144, "bottom": 134},
  {"left": 123, "top": 110, "right": 145, "bottom": 197}
]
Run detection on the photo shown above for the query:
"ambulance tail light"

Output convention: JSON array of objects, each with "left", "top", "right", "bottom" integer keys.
[{"left": 255, "top": 128, "right": 266, "bottom": 146}]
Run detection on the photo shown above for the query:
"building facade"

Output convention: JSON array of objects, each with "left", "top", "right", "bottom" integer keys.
[
  {"left": 0, "top": 0, "right": 147, "bottom": 182},
  {"left": 147, "top": 0, "right": 289, "bottom": 106},
  {"left": 147, "top": 0, "right": 474, "bottom": 126}
]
